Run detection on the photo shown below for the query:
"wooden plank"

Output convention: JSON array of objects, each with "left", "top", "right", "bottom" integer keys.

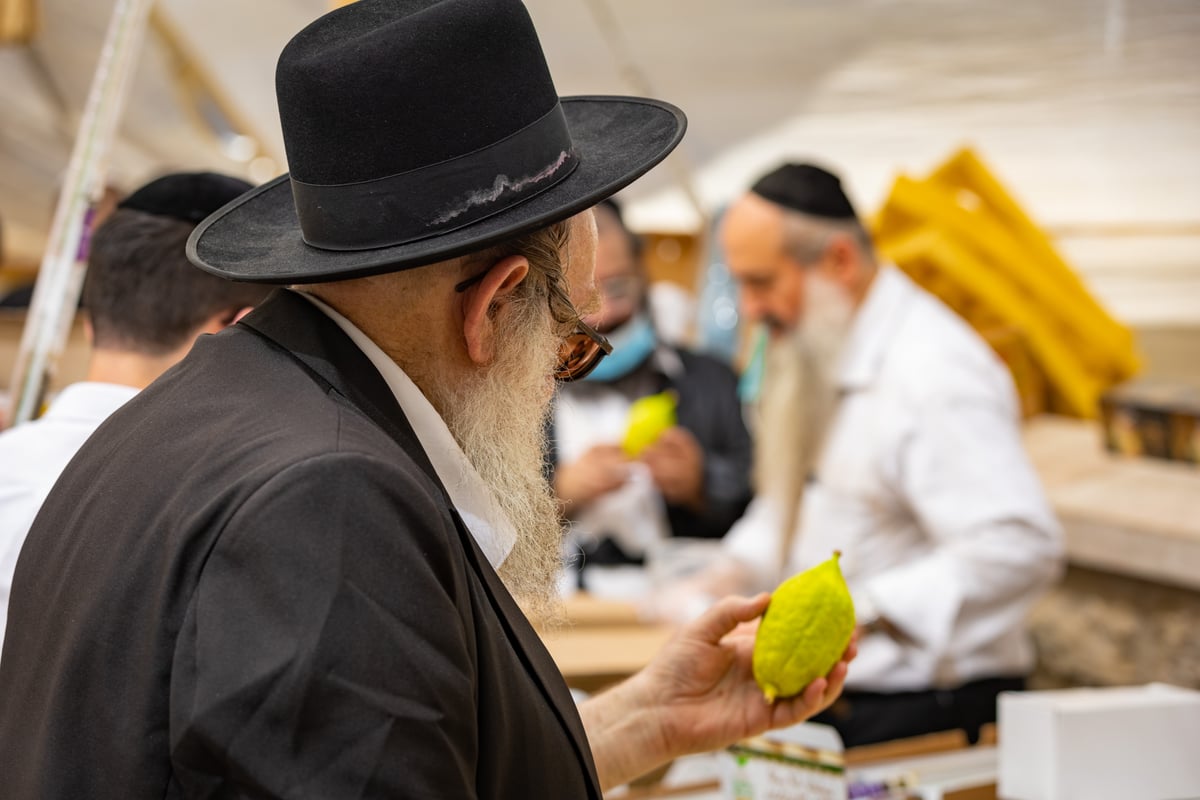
[
  {"left": 944, "top": 785, "right": 997, "bottom": 800},
  {"left": 560, "top": 594, "right": 647, "bottom": 627},
  {"left": 540, "top": 622, "right": 675, "bottom": 693},
  {"left": 843, "top": 728, "right": 968, "bottom": 766},
  {"left": 0, "top": 0, "right": 38, "bottom": 43},
  {"left": 1023, "top": 416, "right": 1200, "bottom": 590}
]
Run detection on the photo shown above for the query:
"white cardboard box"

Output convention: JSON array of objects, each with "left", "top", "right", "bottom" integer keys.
[{"left": 998, "top": 683, "right": 1200, "bottom": 800}]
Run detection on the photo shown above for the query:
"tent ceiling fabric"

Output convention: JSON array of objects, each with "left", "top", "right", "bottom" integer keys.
[
  {"left": 0, "top": 0, "right": 1197, "bottom": 321},
  {"left": 0, "top": 0, "right": 322, "bottom": 267}
]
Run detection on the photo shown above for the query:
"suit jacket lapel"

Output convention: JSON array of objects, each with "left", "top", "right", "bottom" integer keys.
[
  {"left": 238, "top": 289, "right": 602, "bottom": 795},
  {"left": 237, "top": 290, "right": 441, "bottom": 481},
  {"left": 449, "top": 506, "right": 603, "bottom": 795}
]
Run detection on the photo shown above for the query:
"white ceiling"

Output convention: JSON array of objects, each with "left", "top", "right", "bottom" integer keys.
[{"left": 1, "top": 0, "right": 1197, "bottom": 323}]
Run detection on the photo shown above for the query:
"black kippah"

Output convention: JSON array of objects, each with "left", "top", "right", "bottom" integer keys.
[
  {"left": 750, "top": 163, "right": 857, "bottom": 220},
  {"left": 118, "top": 172, "right": 253, "bottom": 224}
]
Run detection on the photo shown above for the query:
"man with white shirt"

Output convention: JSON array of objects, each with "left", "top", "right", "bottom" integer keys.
[
  {"left": 0, "top": 4, "right": 852, "bottom": 798},
  {"left": 658, "top": 162, "right": 1063, "bottom": 746},
  {"left": 551, "top": 199, "right": 753, "bottom": 578},
  {"left": 0, "top": 171, "right": 267, "bottom": 651}
]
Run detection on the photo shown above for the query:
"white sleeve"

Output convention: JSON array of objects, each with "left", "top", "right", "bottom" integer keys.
[
  {"left": 721, "top": 494, "right": 787, "bottom": 593},
  {"left": 0, "top": 484, "right": 44, "bottom": 651},
  {"left": 863, "top": 376, "right": 1065, "bottom": 658}
]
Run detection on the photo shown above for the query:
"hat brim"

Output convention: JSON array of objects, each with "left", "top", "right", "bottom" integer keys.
[{"left": 187, "top": 96, "right": 686, "bottom": 283}]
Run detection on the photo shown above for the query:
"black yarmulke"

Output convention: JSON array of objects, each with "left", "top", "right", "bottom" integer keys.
[
  {"left": 118, "top": 172, "right": 253, "bottom": 224},
  {"left": 750, "top": 163, "right": 858, "bottom": 220}
]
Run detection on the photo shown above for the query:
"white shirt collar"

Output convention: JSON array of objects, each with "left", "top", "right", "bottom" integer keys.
[
  {"left": 650, "top": 344, "right": 685, "bottom": 379},
  {"left": 43, "top": 382, "right": 140, "bottom": 424},
  {"left": 837, "top": 266, "right": 917, "bottom": 391},
  {"left": 296, "top": 291, "right": 517, "bottom": 570}
]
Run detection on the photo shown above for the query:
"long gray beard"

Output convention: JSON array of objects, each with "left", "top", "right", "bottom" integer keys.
[
  {"left": 754, "top": 274, "right": 855, "bottom": 573},
  {"left": 429, "top": 297, "right": 567, "bottom": 628}
]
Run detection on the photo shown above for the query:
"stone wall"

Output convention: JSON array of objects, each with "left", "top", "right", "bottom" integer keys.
[{"left": 1029, "top": 565, "right": 1200, "bottom": 690}]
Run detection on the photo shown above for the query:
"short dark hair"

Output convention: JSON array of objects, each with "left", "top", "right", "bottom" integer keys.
[{"left": 83, "top": 208, "right": 270, "bottom": 355}]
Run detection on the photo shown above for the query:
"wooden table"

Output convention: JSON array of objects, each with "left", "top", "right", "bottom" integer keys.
[
  {"left": 1023, "top": 416, "right": 1200, "bottom": 591},
  {"left": 538, "top": 594, "right": 676, "bottom": 694}
]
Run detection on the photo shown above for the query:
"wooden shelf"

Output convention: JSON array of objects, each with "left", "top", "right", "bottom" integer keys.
[{"left": 1024, "top": 415, "right": 1200, "bottom": 590}]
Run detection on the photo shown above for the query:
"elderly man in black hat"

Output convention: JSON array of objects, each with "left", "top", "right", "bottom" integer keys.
[
  {"left": 0, "top": 3, "right": 853, "bottom": 798},
  {"left": 652, "top": 161, "right": 1063, "bottom": 747}
]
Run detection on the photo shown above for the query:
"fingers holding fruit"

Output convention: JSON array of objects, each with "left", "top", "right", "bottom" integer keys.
[
  {"left": 622, "top": 391, "right": 677, "bottom": 457},
  {"left": 641, "top": 426, "right": 705, "bottom": 510},
  {"left": 553, "top": 444, "right": 630, "bottom": 509}
]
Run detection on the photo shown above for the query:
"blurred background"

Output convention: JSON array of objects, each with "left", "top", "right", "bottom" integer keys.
[{"left": 1, "top": 0, "right": 1197, "bottom": 380}]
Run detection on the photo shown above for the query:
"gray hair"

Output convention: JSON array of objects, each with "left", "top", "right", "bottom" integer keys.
[
  {"left": 780, "top": 209, "right": 876, "bottom": 268},
  {"left": 461, "top": 220, "right": 576, "bottom": 327}
]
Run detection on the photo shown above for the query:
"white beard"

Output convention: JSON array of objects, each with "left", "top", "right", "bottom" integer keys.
[
  {"left": 426, "top": 295, "right": 567, "bottom": 626},
  {"left": 754, "top": 272, "right": 856, "bottom": 572}
]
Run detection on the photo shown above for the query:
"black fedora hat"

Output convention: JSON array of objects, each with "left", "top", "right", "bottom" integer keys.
[{"left": 187, "top": 0, "right": 686, "bottom": 284}]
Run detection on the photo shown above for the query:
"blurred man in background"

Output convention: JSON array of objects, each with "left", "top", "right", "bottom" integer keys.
[
  {"left": 0, "top": 172, "right": 269, "bottom": 650},
  {"left": 551, "top": 199, "right": 753, "bottom": 580},
  {"left": 653, "top": 162, "right": 1064, "bottom": 747}
]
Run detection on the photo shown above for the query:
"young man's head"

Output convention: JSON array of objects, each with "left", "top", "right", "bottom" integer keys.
[{"left": 83, "top": 173, "right": 270, "bottom": 373}]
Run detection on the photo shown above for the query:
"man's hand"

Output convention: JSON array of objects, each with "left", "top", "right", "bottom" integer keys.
[
  {"left": 581, "top": 594, "right": 856, "bottom": 790},
  {"left": 640, "top": 426, "right": 705, "bottom": 511},
  {"left": 637, "top": 593, "right": 854, "bottom": 755},
  {"left": 553, "top": 444, "right": 629, "bottom": 511}
]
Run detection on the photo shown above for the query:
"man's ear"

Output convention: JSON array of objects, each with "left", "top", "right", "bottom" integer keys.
[
  {"left": 461, "top": 254, "right": 530, "bottom": 366},
  {"left": 197, "top": 305, "right": 255, "bottom": 337},
  {"left": 821, "top": 234, "right": 858, "bottom": 284}
]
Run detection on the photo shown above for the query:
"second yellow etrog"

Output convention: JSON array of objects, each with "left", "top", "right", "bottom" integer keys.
[{"left": 622, "top": 391, "right": 677, "bottom": 457}]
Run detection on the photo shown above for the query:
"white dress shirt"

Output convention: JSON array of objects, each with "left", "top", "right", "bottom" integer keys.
[
  {"left": 300, "top": 292, "right": 516, "bottom": 571},
  {"left": 553, "top": 350, "right": 687, "bottom": 562},
  {"left": 0, "top": 382, "right": 140, "bottom": 649},
  {"left": 725, "top": 267, "right": 1064, "bottom": 692}
]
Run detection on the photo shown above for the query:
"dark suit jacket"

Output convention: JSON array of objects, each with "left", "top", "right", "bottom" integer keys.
[{"left": 0, "top": 290, "right": 601, "bottom": 799}]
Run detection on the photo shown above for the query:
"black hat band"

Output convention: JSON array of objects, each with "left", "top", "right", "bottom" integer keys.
[{"left": 290, "top": 103, "right": 578, "bottom": 252}]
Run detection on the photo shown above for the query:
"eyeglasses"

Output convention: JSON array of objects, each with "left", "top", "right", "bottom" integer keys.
[{"left": 455, "top": 270, "right": 612, "bottom": 382}]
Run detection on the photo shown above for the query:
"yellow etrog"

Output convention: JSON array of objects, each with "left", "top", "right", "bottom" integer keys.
[
  {"left": 622, "top": 391, "right": 677, "bottom": 457},
  {"left": 753, "top": 552, "right": 855, "bottom": 703}
]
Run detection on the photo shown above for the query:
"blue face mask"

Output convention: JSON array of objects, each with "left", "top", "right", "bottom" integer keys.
[{"left": 583, "top": 312, "right": 657, "bottom": 383}]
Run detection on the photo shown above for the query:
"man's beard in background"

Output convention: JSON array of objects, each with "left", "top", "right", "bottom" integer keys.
[
  {"left": 427, "top": 296, "right": 567, "bottom": 627},
  {"left": 754, "top": 272, "right": 856, "bottom": 573}
]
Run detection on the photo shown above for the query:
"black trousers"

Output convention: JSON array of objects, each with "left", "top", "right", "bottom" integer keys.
[{"left": 811, "top": 676, "right": 1024, "bottom": 748}]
